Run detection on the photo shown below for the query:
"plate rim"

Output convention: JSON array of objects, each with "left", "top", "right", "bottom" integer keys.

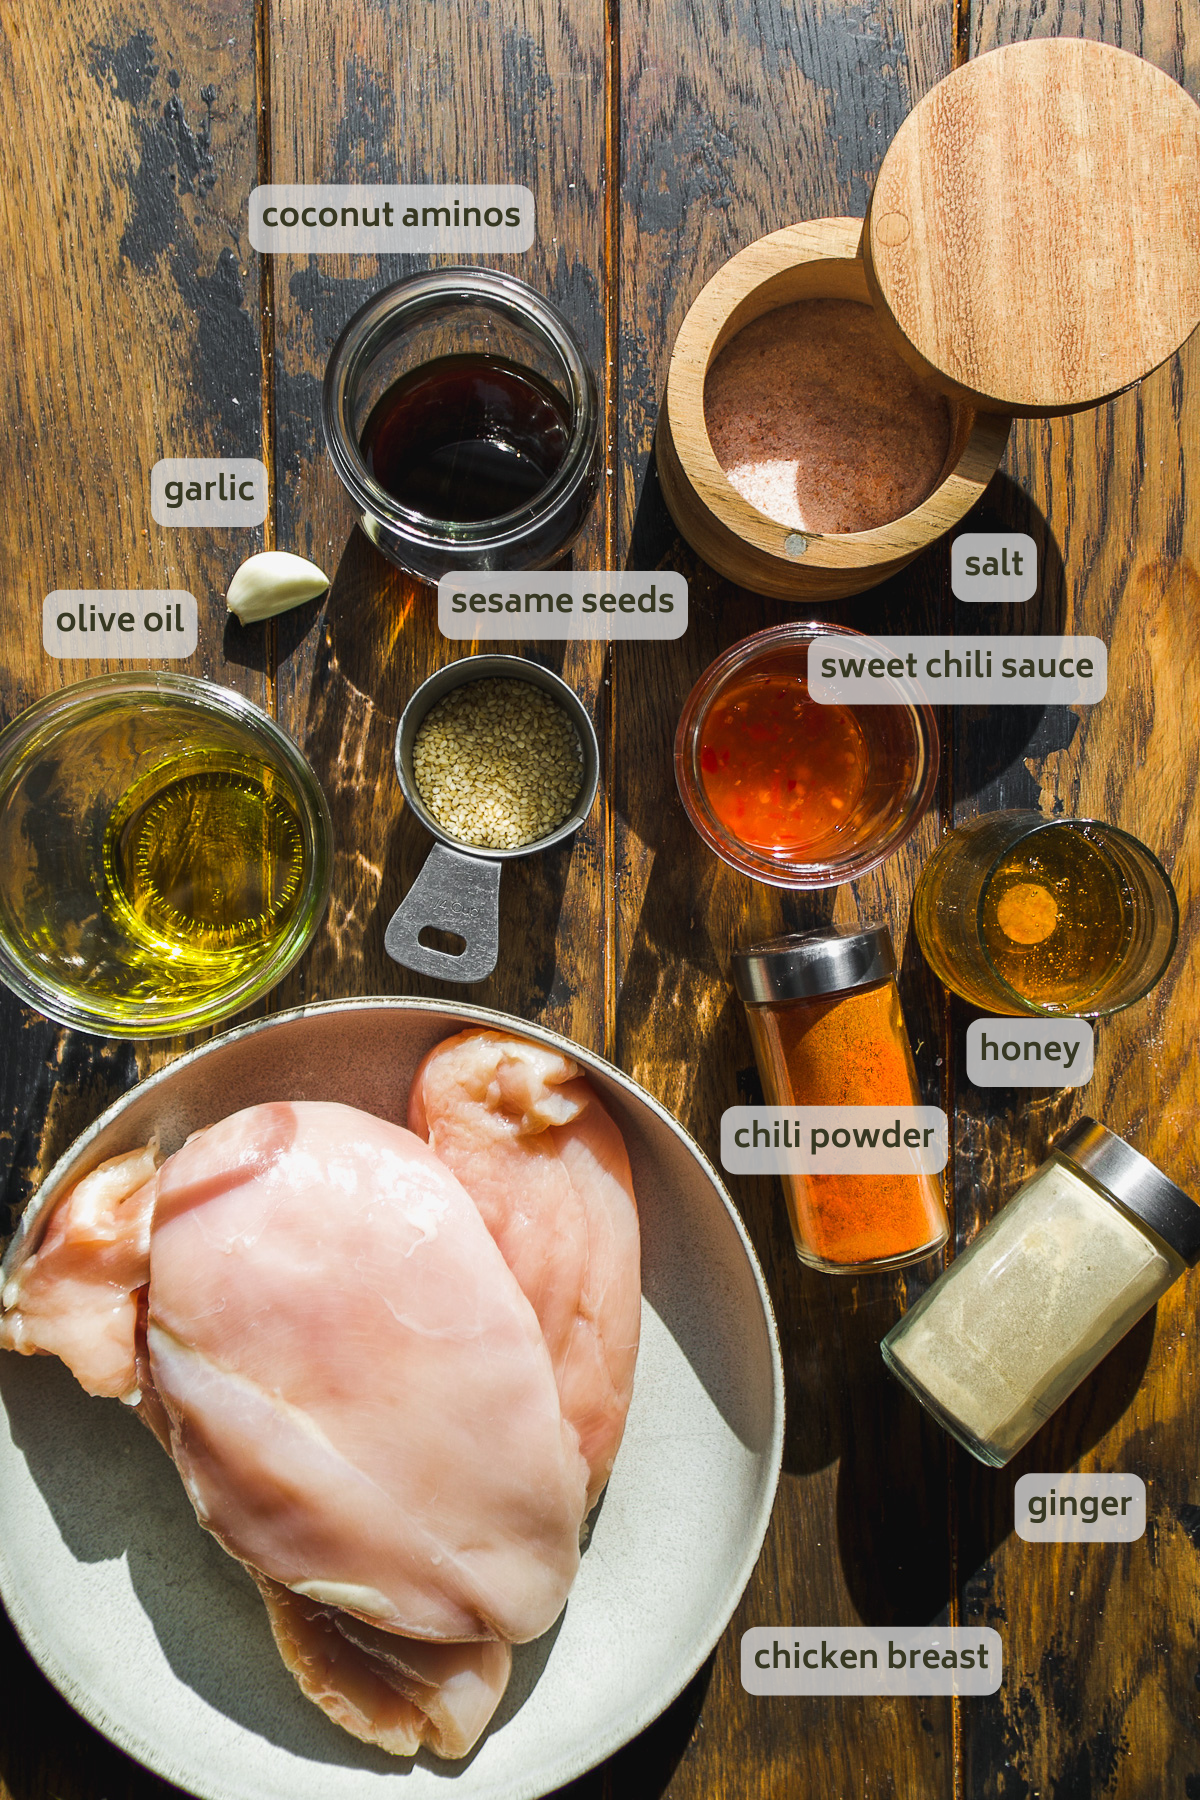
[{"left": 0, "top": 995, "right": 785, "bottom": 1800}]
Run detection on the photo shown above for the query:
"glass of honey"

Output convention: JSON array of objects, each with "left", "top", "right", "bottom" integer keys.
[
  {"left": 912, "top": 811, "right": 1178, "bottom": 1016},
  {"left": 674, "top": 622, "right": 938, "bottom": 887},
  {"left": 0, "top": 675, "right": 332, "bottom": 1036},
  {"left": 323, "top": 268, "right": 601, "bottom": 582}
]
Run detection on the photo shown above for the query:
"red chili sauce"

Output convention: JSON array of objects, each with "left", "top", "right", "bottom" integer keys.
[{"left": 698, "top": 655, "right": 868, "bottom": 854}]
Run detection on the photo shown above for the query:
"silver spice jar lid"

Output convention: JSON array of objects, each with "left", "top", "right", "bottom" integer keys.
[
  {"left": 732, "top": 926, "right": 896, "bottom": 1005},
  {"left": 1057, "top": 1118, "right": 1200, "bottom": 1268}
]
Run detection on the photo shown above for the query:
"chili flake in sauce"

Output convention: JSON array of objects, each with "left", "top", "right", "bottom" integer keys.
[{"left": 698, "top": 662, "right": 867, "bottom": 853}]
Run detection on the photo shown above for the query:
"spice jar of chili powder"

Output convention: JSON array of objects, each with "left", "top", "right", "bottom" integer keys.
[{"left": 733, "top": 926, "right": 948, "bottom": 1273}]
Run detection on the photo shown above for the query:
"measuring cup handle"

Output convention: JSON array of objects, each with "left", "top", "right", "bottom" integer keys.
[{"left": 384, "top": 845, "right": 502, "bottom": 982}]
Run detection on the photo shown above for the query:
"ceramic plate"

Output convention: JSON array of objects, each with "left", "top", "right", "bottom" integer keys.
[{"left": 0, "top": 999, "right": 784, "bottom": 1800}]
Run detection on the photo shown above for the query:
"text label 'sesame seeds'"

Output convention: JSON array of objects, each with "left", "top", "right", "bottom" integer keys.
[{"left": 437, "top": 573, "right": 688, "bottom": 640}]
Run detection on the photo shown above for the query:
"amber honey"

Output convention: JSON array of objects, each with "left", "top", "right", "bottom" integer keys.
[
  {"left": 913, "top": 813, "right": 1177, "bottom": 1019},
  {"left": 978, "top": 826, "right": 1133, "bottom": 1010}
]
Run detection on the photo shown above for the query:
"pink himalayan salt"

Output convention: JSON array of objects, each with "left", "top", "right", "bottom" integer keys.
[{"left": 703, "top": 299, "right": 953, "bottom": 534}]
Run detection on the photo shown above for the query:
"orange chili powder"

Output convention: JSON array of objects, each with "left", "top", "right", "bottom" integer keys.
[{"left": 746, "top": 978, "right": 947, "bottom": 1267}]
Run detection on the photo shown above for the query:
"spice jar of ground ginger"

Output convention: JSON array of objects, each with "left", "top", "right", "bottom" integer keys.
[
  {"left": 881, "top": 1120, "right": 1200, "bottom": 1466},
  {"left": 733, "top": 927, "right": 948, "bottom": 1273}
]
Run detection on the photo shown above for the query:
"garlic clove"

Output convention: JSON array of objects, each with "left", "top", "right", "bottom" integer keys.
[{"left": 227, "top": 551, "right": 330, "bottom": 624}]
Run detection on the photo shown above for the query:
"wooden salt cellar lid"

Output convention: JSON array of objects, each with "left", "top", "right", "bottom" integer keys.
[{"left": 863, "top": 39, "right": 1200, "bottom": 416}]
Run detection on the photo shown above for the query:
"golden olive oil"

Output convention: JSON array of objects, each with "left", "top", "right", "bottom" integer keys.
[
  {"left": 99, "top": 751, "right": 305, "bottom": 1003},
  {"left": 979, "top": 823, "right": 1134, "bottom": 1009}
]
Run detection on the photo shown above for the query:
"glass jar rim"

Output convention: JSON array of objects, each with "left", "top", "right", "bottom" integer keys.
[
  {"left": 673, "top": 620, "right": 939, "bottom": 889},
  {"left": 321, "top": 267, "right": 601, "bottom": 549},
  {"left": 971, "top": 813, "right": 1180, "bottom": 1018}
]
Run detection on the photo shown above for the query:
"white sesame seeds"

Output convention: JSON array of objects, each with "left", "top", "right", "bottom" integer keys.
[{"left": 412, "top": 678, "right": 585, "bottom": 850}]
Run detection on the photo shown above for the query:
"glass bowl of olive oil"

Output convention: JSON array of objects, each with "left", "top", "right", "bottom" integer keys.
[{"left": 0, "top": 675, "right": 332, "bottom": 1036}]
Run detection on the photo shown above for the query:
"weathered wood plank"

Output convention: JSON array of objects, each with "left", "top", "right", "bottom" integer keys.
[
  {"left": 266, "top": 0, "right": 610, "bottom": 1050},
  {"left": 0, "top": 2, "right": 261, "bottom": 1793},
  {"left": 613, "top": 4, "right": 959, "bottom": 1794},
  {"left": 6, "top": 3, "right": 1199, "bottom": 1797},
  {"left": 0, "top": 4, "right": 266, "bottom": 704},
  {"left": 0, "top": 0, "right": 267, "bottom": 1088},
  {"left": 956, "top": 7, "right": 1200, "bottom": 1795}
]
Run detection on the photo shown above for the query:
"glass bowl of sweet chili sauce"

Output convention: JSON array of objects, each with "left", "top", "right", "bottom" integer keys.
[{"left": 674, "top": 622, "right": 938, "bottom": 888}]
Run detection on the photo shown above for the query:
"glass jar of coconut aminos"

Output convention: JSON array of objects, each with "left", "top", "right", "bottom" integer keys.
[{"left": 322, "top": 269, "right": 601, "bottom": 581}]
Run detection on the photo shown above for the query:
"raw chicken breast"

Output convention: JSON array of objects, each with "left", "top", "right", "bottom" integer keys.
[
  {"left": 0, "top": 1143, "right": 158, "bottom": 1400},
  {"left": 410, "top": 1031, "right": 641, "bottom": 1508},
  {"left": 146, "top": 1102, "right": 588, "bottom": 1645},
  {"left": 0, "top": 1055, "right": 642, "bottom": 1763},
  {"left": 255, "top": 1573, "right": 512, "bottom": 1758}
]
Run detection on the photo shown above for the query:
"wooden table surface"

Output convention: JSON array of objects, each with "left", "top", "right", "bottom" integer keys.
[{"left": 2, "top": 1, "right": 1199, "bottom": 1796}]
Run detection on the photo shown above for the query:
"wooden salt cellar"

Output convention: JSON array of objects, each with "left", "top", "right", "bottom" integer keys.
[
  {"left": 658, "top": 219, "right": 1010, "bottom": 602},
  {"left": 660, "top": 39, "right": 1200, "bottom": 601}
]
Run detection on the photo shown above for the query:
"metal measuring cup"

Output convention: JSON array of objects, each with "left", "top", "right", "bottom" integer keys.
[{"left": 385, "top": 654, "right": 601, "bottom": 982}]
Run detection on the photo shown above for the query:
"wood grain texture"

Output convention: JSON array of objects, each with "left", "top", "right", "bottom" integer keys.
[
  {"left": 0, "top": 0, "right": 266, "bottom": 1085},
  {"left": 865, "top": 37, "right": 1200, "bottom": 413},
  {"left": 265, "top": 0, "right": 610, "bottom": 1049},
  {"left": 3, "top": 3, "right": 1200, "bottom": 1798},
  {"left": 0, "top": 2, "right": 263, "bottom": 1796},
  {"left": 0, "top": 2, "right": 266, "bottom": 702},
  {"left": 954, "top": 6, "right": 1200, "bottom": 1796},
  {"left": 613, "top": 3, "right": 959, "bottom": 1795}
]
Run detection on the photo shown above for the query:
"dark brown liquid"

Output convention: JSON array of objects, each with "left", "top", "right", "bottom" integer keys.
[{"left": 360, "top": 353, "right": 571, "bottom": 521}]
